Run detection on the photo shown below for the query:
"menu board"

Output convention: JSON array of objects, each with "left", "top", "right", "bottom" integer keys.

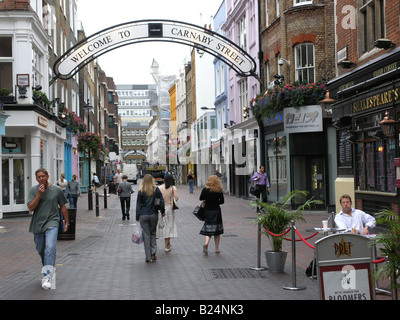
[{"left": 338, "top": 129, "right": 353, "bottom": 167}]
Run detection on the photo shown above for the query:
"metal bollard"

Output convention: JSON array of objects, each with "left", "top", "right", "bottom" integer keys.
[
  {"left": 88, "top": 186, "right": 93, "bottom": 210},
  {"left": 250, "top": 194, "right": 267, "bottom": 271},
  {"left": 95, "top": 192, "right": 99, "bottom": 217},
  {"left": 104, "top": 185, "right": 107, "bottom": 209},
  {"left": 283, "top": 220, "right": 306, "bottom": 291}
]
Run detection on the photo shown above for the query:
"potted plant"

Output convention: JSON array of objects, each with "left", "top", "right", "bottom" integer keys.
[
  {"left": 250, "top": 190, "right": 322, "bottom": 273},
  {"left": 0, "top": 88, "right": 15, "bottom": 103},
  {"left": 372, "top": 208, "right": 400, "bottom": 298}
]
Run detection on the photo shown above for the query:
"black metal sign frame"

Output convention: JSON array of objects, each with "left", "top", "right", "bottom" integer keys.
[{"left": 52, "top": 19, "right": 259, "bottom": 83}]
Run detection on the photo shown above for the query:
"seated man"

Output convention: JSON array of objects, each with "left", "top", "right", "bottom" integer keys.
[{"left": 335, "top": 194, "right": 376, "bottom": 235}]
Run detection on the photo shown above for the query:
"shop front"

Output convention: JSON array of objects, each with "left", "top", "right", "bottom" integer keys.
[
  {"left": 261, "top": 105, "right": 336, "bottom": 210},
  {"left": 2, "top": 107, "right": 67, "bottom": 215},
  {"left": 328, "top": 47, "right": 400, "bottom": 214}
]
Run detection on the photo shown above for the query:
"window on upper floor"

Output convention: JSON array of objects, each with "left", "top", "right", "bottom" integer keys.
[
  {"left": 0, "top": 37, "right": 13, "bottom": 93},
  {"left": 294, "top": 0, "right": 312, "bottom": 6},
  {"left": 294, "top": 43, "right": 315, "bottom": 83},
  {"left": 359, "top": 0, "right": 385, "bottom": 54},
  {"left": 276, "top": 0, "right": 280, "bottom": 17},
  {"left": 239, "top": 79, "right": 248, "bottom": 119},
  {"left": 237, "top": 15, "right": 247, "bottom": 50}
]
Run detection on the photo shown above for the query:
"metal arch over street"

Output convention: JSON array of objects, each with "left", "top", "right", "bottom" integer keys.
[{"left": 52, "top": 19, "right": 259, "bottom": 83}]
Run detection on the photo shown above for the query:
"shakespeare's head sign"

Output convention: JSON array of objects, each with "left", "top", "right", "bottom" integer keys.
[{"left": 53, "top": 20, "right": 258, "bottom": 81}]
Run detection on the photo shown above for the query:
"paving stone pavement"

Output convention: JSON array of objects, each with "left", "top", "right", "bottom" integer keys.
[{"left": 0, "top": 182, "right": 393, "bottom": 303}]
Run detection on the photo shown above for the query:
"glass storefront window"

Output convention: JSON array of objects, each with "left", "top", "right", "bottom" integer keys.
[
  {"left": 265, "top": 133, "right": 288, "bottom": 202},
  {"left": 355, "top": 114, "right": 396, "bottom": 193}
]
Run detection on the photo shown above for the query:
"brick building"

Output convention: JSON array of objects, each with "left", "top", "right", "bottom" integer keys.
[
  {"left": 328, "top": 0, "right": 400, "bottom": 213},
  {"left": 257, "top": 0, "right": 335, "bottom": 208}
]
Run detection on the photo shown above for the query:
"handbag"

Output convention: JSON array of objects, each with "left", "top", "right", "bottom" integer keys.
[
  {"left": 250, "top": 185, "right": 260, "bottom": 197},
  {"left": 172, "top": 187, "right": 179, "bottom": 210},
  {"left": 154, "top": 187, "right": 163, "bottom": 211},
  {"left": 132, "top": 224, "right": 143, "bottom": 244},
  {"left": 193, "top": 201, "right": 205, "bottom": 221}
]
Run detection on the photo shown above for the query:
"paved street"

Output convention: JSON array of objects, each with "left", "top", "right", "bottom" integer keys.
[{"left": 0, "top": 183, "right": 392, "bottom": 303}]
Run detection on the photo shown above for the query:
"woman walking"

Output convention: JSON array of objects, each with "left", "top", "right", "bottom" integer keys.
[
  {"left": 136, "top": 174, "right": 165, "bottom": 263},
  {"left": 66, "top": 175, "right": 81, "bottom": 209},
  {"left": 199, "top": 175, "right": 224, "bottom": 255},
  {"left": 118, "top": 175, "right": 134, "bottom": 220},
  {"left": 57, "top": 173, "right": 68, "bottom": 198},
  {"left": 158, "top": 175, "right": 179, "bottom": 252}
]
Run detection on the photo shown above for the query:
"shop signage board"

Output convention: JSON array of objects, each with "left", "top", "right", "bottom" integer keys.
[
  {"left": 315, "top": 233, "right": 375, "bottom": 300},
  {"left": 53, "top": 20, "right": 257, "bottom": 82},
  {"left": 283, "top": 105, "right": 323, "bottom": 133}
]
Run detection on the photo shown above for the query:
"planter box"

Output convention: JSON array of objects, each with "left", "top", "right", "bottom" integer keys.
[{"left": 0, "top": 96, "right": 16, "bottom": 104}]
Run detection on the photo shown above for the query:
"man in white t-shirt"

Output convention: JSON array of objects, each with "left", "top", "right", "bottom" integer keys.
[{"left": 335, "top": 194, "right": 376, "bottom": 235}]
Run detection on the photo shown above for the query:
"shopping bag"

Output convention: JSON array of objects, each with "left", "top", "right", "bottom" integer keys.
[{"left": 132, "top": 224, "right": 143, "bottom": 244}]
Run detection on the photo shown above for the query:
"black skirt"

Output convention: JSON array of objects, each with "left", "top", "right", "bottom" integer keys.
[{"left": 200, "top": 207, "right": 224, "bottom": 236}]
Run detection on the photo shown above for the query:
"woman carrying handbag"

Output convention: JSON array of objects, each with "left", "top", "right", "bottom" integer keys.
[
  {"left": 199, "top": 175, "right": 224, "bottom": 255},
  {"left": 158, "top": 175, "right": 179, "bottom": 252},
  {"left": 136, "top": 174, "right": 165, "bottom": 263}
]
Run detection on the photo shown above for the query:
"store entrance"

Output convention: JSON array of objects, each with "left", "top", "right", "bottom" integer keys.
[
  {"left": 291, "top": 155, "right": 326, "bottom": 210},
  {"left": 2, "top": 158, "right": 27, "bottom": 212}
]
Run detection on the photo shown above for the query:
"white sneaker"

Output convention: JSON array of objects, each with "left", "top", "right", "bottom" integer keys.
[{"left": 41, "top": 276, "right": 52, "bottom": 290}]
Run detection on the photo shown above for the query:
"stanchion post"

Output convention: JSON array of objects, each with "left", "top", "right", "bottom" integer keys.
[
  {"left": 95, "top": 192, "right": 99, "bottom": 217},
  {"left": 283, "top": 220, "right": 306, "bottom": 291},
  {"left": 104, "top": 185, "right": 107, "bottom": 209},
  {"left": 250, "top": 193, "right": 267, "bottom": 271}
]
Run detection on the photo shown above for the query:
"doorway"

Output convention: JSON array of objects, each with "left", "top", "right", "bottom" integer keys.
[
  {"left": 2, "top": 158, "right": 27, "bottom": 212},
  {"left": 291, "top": 155, "right": 326, "bottom": 209}
]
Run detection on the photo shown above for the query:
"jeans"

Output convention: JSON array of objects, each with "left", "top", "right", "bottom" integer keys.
[
  {"left": 120, "top": 197, "right": 131, "bottom": 218},
  {"left": 189, "top": 180, "right": 194, "bottom": 193},
  {"left": 69, "top": 195, "right": 78, "bottom": 208},
  {"left": 140, "top": 214, "right": 158, "bottom": 261},
  {"left": 33, "top": 227, "right": 58, "bottom": 275}
]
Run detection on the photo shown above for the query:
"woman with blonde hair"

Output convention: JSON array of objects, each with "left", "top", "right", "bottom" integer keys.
[
  {"left": 199, "top": 175, "right": 224, "bottom": 255},
  {"left": 57, "top": 173, "right": 68, "bottom": 198},
  {"left": 136, "top": 174, "right": 165, "bottom": 262}
]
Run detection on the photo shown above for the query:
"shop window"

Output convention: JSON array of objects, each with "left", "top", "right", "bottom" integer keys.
[
  {"left": 355, "top": 113, "right": 396, "bottom": 193},
  {"left": 265, "top": 133, "right": 288, "bottom": 202},
  {"left": 295, "top": 43, "right": 315, "bottom": 83}
]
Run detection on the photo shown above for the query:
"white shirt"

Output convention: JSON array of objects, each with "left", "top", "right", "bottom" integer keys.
[{"left": 335, "top": 208, "right": 376, "bottom": 233}]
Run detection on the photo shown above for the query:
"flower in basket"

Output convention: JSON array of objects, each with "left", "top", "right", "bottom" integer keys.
[
  {"left": 63, "top": 110, "right": 87, "bottom": 134},
  {"left": 250, "top": 80, "right": 327, "bottom": 121},
  {"left": 77, "top": 132, "right": 104, "bottom": 159}
]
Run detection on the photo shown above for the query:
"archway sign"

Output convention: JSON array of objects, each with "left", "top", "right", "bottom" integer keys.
[{"left": 52, "top": 19, "right": 258, "bottom": 82}]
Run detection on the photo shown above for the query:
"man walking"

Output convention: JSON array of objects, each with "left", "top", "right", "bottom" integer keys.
[
  {"left": 251, "top": 165, "right": 270, "bottom": 202},
  {"left": 27, "top": 168, "right": 69, "bottom": 289}
]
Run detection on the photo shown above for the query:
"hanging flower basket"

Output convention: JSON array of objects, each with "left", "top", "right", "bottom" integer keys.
[
  {"left": 250, "top": 80, "right": 327, "bottom": 121},
  {"left": 77, "top": 132, "right": 108, "bottom": 159},
  {"left": 62, "top": 109, "right": 87, "bottom": 134}
]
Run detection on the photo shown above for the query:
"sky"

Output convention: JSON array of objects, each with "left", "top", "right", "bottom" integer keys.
[{"left": 77, "top": 0, "right": 223, "bottom": 85}]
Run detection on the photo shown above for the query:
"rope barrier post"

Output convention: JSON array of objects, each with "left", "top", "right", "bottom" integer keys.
[
  {"left": 250, "top": 193, "right": 267, "bottom": 271},
  {"left": 283, "top": 220, "right": 306, "bottom": 291}
]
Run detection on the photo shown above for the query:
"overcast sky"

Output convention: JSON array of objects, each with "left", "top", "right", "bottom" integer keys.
[{"left": 77, "top": 0, "right": 223, "bottom": 85}]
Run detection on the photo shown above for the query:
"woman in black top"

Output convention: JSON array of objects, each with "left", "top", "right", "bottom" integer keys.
[{"left": 199, "top": 175, "right": 224, "bottom": 255}]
